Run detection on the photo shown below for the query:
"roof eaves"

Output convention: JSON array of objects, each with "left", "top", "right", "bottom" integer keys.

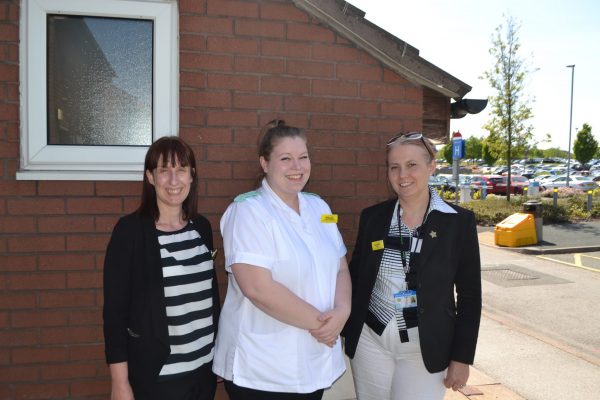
[{"left": 292, "top": 0, "right": 472, "bottom": 99}]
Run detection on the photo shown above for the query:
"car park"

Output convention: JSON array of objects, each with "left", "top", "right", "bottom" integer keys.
[
  {"left": 494, "top": 175, "right": 531, "bottom": 195},
  {"left": 539, "top": 175, "right": 598, "bottom": 191}
]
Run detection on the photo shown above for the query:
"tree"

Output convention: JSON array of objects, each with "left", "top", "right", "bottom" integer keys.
[
  {"left": 465, "top": 136, "right": 483, "bottom": 161},
  {"left": 482, "top": 139, "right": 499, "bottom": 166},
  {"left": 442, "top": 143, "right": 453, "bottom": 164},
  {"left": 482, "top": 15, "right": 536, "bottom": 200},
  {"left": 573, "top": 123, "right": 598, "bottom": 165}
]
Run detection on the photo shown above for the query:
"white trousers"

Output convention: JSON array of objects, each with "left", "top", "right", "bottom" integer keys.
[{"left": 350, "top": 320, "right": 446, "bottom": 400}]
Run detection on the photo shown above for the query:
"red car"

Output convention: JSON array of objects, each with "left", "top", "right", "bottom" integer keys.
[
  {"left": 494, "top": 175, "right": 530, "bottom": 195},
  {"left": 473, "top": 175, "right": 505, "bottom": 194}
]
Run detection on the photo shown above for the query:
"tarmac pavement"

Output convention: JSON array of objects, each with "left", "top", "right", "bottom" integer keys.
[{"left": 324, "top": 220, "right": 600, "bottom": 400}]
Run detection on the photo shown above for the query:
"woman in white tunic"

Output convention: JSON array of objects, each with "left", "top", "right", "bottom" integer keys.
[{"left": 213, "top": 120, "right": 351, "bottom": 400}]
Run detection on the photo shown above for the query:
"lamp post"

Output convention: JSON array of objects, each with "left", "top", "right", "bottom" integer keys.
[{"left": 566, "top": 64, "right": 575, "bottom": 187}]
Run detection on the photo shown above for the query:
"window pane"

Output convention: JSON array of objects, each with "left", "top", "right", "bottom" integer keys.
[{"left": 47, "top": 15, "right": 153, "bottom": 146}]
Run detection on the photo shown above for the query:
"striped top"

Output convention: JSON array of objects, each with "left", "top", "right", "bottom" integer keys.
[
  {"left": 156, "top": 221, "right": 215, "bottom": 380},
  {"left": 367, "top": 187, "right": 456, "bottom": 339}
]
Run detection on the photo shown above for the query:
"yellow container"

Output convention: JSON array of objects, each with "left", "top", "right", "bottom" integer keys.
[{"left": 494, "top": 213, "right": 537, "bottom": 247}]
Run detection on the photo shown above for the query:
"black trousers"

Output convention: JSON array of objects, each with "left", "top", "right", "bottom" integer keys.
[
  {"left": 131, "top": 362, "right": 217, "bottom": 400},
  {"left": 224, "top": 380, "right": 324, "bottom": 400}
]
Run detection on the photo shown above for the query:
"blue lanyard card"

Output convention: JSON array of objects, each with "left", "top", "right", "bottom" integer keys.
[{"left": 394, "top": 290, "right": 418, "bottom": 310}]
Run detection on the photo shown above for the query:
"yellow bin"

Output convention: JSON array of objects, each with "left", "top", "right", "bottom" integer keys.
[{"left": 494, "top": 212, "right": 537, "bottom": 247}]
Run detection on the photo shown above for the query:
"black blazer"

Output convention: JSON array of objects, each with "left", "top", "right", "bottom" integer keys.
[
  {"left": 103, "top": 212, "right": 220, "bottom": 386},
  {"left": 341, "top": 199, "right": 481, "bottom": 373}
]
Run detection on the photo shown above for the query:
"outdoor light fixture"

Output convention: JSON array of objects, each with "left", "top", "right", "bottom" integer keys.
[{"left": 450, "top": 98, "right": 488, "bottom": 119}]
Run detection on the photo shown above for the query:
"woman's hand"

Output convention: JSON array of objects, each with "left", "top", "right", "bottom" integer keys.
[
  {"left": 444, "top": 360, "right": 470, "bottom": 391},
  {"left": 111, "top": 382, "right": 134, "bottom": 400},
  {"left": 109, "top": 362, "right": 134, "bottom": 400},
  {"left": 309, "top": 305, "right": 350, "bottom": 347}
]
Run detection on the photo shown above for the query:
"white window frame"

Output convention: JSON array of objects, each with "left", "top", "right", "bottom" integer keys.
[{"left": 17, "top": 0, "right": 178, "bottom": 181}]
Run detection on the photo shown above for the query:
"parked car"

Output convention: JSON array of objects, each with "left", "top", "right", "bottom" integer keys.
[
  {"left": 494, "top": 175, "right": 531, "bottom": 195},
  {"left": 480, "top": 175, "right": 506, "bottom": 195},
  {"left": 539, "top": 175, "right": 598, "bottom": 192}
]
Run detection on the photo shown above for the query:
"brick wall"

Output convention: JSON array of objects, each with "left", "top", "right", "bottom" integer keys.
[{"left": 0, "top": 0, "right": 427, "bottom": 398}]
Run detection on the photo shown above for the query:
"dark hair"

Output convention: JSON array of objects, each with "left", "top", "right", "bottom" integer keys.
[
  {"left": 256, "top": 119, "right": 307, "bottom": 183},
  {"left": 137, "top": 136, "right": 198, "bottom": 221}
]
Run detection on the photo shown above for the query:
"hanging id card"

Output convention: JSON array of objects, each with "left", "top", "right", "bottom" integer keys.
[{"left": 394, "top": 290, "right": 418, "bottom": 311}]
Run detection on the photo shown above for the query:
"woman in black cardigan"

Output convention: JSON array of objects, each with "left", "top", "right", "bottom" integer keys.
[
  {"left": 341, "top": 133, "right": 481, "bottom": 400},
  {"left": 103, "top": 137, "right": 219, "bottom": 400}
]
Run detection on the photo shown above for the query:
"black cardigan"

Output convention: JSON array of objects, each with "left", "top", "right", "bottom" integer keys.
[
  {"left": 341, "top": 199, "right": 481, "bottom": 373},
  {"left": 103, "top": 212, "right": 220, "bottom": 386}
]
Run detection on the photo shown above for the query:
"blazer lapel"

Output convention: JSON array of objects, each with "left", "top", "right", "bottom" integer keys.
[{"left": 411, "top": 212, "right": 447, "bottom": 274}]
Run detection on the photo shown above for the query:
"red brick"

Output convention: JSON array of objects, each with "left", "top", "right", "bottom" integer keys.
[
  {"left": 94, "top": 216, "right": 119, "bottom": 233},
  {"left": 0, "top": 63, "right": 17, "bottom": 82},
  {"left": 94, "top": 181, "right": 140, "bottom": 197},
  {"left": 358, "top": 117, "right": 404, "bottom": 134},
  {"left": 37, "top": 216, "right": 93, "bottom": 233},
  {"left": 260, "top": 2, "right": 309, "bottom": 22},
  {"left": 0, "top": 24, "right": 17, "bottom": 41},
  {"left": 233, "top": 93, "right": 283, "bottom": 111},
  {"left": 39, "top": 291, "right": 96, "bottom": 309},
  {"left": 198, "top": 196, "right": 235, "bottom": 214},
  {"left": 70, "top": 378, "right": 111, "bottom": 397},
  {"left": 261, "top": 76, "right": 310, "bottom": 94},
  {"left": 0, "top": 180, "right": 36, "bottom": 196},
  {"left": 68, "top": 309, "right": 102, "bottom": 326},
  {"left": 258, "top": 113, "right": 309, "bottom": 129},
  {"left": 187, "top": 127, "right": 234, "bottom": 145},
  {"left": 332, "top": 197, "right": 375, "bottom": 213},
  {"left": 8, "top": 235, "right": 66, "bottom": 253},
  {"left": 207, "top": 36, "right": 259, "bottom": 54},
  {"left": 181, "top": 89, "right": 232, "bottom": 108},
  {"left": 207, "top": 110, "right": 258, "bottom": 127},
  {"left": 180, "top": 16, "right": 232, "bottom": 35},
  {"left": 38, "top": 254, "right": 95, "bottom": 271},
  {"left": 286, "top": 60, "right": 334, "bottom": 78},
  {"left": 9, "top": 272, "right": 66, "bottom": 290},
  {"left": 0, "top": 329, "right": 38, "bottom": 346},
  {"left": 40, "top": 326, "right": 101, "bottom": 345},
  {"left": 356, "top": 150, "right": 385, "bottom": 165},
  {"left": 179, "top": 0, "right": 206, "bottom": 13},
  {"left": 66, "top": 198, "right": 122, "bottom": 214},
  {"left": 69, "top": 344, "right": 105, "bottom": 361},
  {"left": 66, "top": 234, "right": 109, "bottom": 252},
  {"left": 337, "top": 64, "right": 382, "bottom": 81},
  {"left": 311, "top": 148, "right": 356, "bottom": 165},
  {"left": 0, "top": 365, "right": 39, "bottom": 383},
  {"left": 383, "top": 69, "right": 409, "bottom": 83},
  {"left": 235, "top": 19, "right": 284, "bottom": 39},
  {"left": 0, "top": 139, "right": 16, "bottom": 157},
  {"left": 232, "top": 128, "right": 260, "bottom": 145},
  {"left": 0, "top": 216, "right": 35, "bottom": 233},
  {"left": 123, "top": 198, "right": 140, "bottom": 213},
  {"left": 333, "top": 132, "right": 380, "bottom": 149},
  {"left": 333, "top": 165, "right": 378, "bottom": 181},
  {"left": 287, "top": 23, "right": 334, "bottom": 43},
  {"left": 7, "top": 198, "right": 65, "bottom": 215},
  {"left": 207, "top": 180, "right": 256, "bottom": 196},
  {"left": 0, "top": 311, "right": 7, "bottom": 328},
  {"left": 180, "top": 70, "right": 206, "bottom": 89},
  {"left": 180, "top": 108, "right": 207, "bottom": 126},
  {"left": 66, "top": 271, "right": 103, "bottom": 289},
  {"left": 284, "top": 96, "right": 333, "bottom": 113},
  {"left": 310, "top": 115, "right": 357, "bottom": 131},
  {"left": 12, "top": 347, "right": 68, "bottom": 364},
  {"left": 261, "top": 40, "right": 311, "bottom": 58},
  {"left": 36, "top": 181, "right": 92, "bottom": 196},
  {"left": 357, "top": 181, "right": 395, "bottom": 197},
  {"left": 207, "top": 146, "right": 257, "bottom": 162},
  {"left": 207, "top": 0, "right": 258, "bottom": 17},
  {"left": 360, "top": 82, "right": 406, "bottom": 100},
  {"left": 232, "top": 163, "right": 259, "bottom": 180},
  {"left": 381, "top": 102, "right": 422, "bottom": 118},
  {"left": 0, "top": 103, "right": 17, "bottom": 120},
  {"left": 11, "top": 310, "right": 69, "bottom": 328},
  {"left": 307, "top": 181, "right": 356, "bottom": 197},
  {"left": 0, "top": 293, "right": 36, "bottom": 310},
  {"left": 207, "top": 73, "right": 259, "bottom": 91},
  {"left": 405, "top": 86, "right": 422, "bottom": 102},
  {"left": 234, "top": 55, "right": 285, "bottom": 74},
  {"left": 40, "top": 362, "right": 97, "bottom": 380},
  {"left": 312, "top": 44, "right": 360, "bottom": 62},
  {"left": 181, "top": 53, "right": 232, "bottom": 71},
  {"left": 312, "top": 79, "right": 358, "bottom": 97},
  {"left": 14, "top": 382, "right": 70, "bottom": 399},
  {"left": 0, "top": 254, "right": 36, "bottom": 272},
  {"left": 6, "top": 82, "right": 18, "bottom": 101},
  {"left": 333, "top": 99, "right": 379, "bottom": 115},
  {"left": 305, "top": 130, "right": 334, "bottom": 147}
]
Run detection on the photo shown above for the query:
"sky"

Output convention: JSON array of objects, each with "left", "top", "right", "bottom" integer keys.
[{"left": 349, "top": 0, "right": 600, "bottom": 151}]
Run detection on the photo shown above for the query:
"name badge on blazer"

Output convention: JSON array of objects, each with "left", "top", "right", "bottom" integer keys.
[
  {"left": 371, "top": 240, "right": 384, "bottom": 251},
  {"left": 321, "top": 214, "right": 338, "bottom": 223}
]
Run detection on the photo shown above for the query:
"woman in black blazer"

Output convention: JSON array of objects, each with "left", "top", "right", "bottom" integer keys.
[
  {"left": 341, "top": 133, "right": 481, "bottom": 400},
  {"left": 103, "top": 137, "right": 219, "bottom": 400}
]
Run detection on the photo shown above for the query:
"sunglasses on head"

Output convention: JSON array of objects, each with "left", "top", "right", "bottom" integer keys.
[{"left": 387, "top": 132, "right": 434, "bottom": 158}]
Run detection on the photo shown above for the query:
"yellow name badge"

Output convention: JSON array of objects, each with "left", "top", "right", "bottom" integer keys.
[
  {"left": 321, "top": 214, "right": 338, "bottom": 223},
  {"left": 371, "top": 240, "right": 384, "bottom": 251}
]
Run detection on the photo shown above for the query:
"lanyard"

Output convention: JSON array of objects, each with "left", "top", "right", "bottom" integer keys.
[{"left": 397, "top": 196, "right": 431, "bottom": 273}]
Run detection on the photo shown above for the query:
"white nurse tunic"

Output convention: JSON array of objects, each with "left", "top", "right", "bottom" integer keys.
[{"left": 212, "top": 179, "right": 347, "bottom": 393}]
